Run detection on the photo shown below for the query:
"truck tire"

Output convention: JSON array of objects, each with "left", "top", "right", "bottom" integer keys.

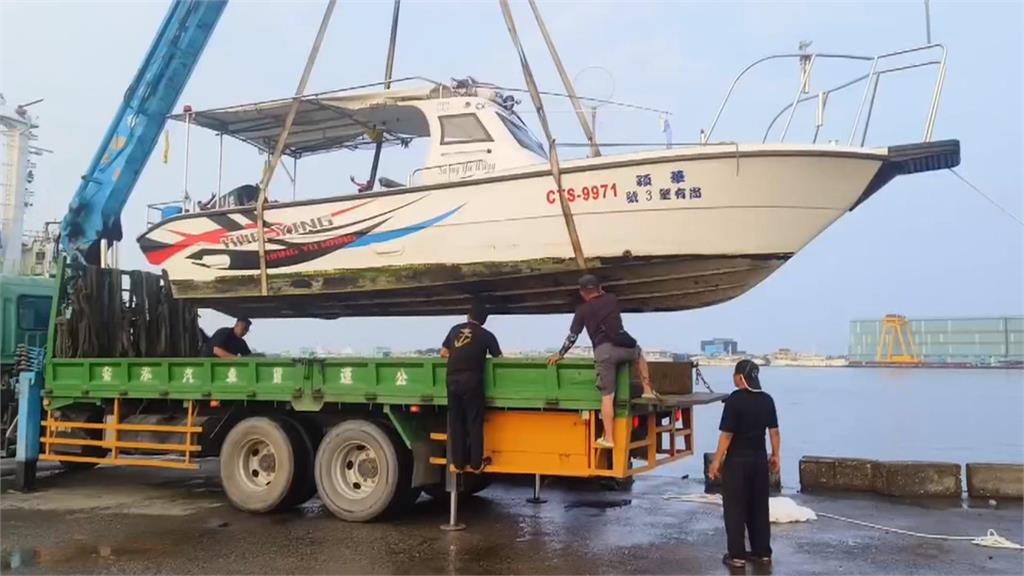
[
  {"left": 314, "top": 419, "right": 409, "bottom": 522},
  {"left": 219, "top": 417, "right": 297, "bottom": 513},
  {"left": 53, "top": 408, "right": 107, "bottom": 471},
  {"left": 278, "top": 417, "right": 318, "bottom": 508}
]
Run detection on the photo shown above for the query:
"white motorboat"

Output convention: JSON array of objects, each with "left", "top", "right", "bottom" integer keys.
[{"left": 138, "top": 47, "right": 959, "bottom": 319}]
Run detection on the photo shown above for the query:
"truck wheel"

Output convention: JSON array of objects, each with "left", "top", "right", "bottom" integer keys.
[
  {"left": 53, "top": 408, "right": 107, "bottom": 471},
  {"left": 279, "top": 417, "right": 318, "bottom": 508},
  {"left": 220, "top": 417, "right": 296, "bottom": 513},
  {"left": 314, "top": 419, "right": 407, "bottom": 522}
]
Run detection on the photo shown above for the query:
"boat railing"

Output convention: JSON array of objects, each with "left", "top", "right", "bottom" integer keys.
[
  {"left": 146, "top": 200, "right": 188, "bottom": 227},
  {"left": 701, "top": 43, "right": 947, "bottom": 147}
]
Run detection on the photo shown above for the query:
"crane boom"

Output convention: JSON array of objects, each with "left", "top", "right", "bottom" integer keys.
[{"left": 60, "top": 0, "right": 226, "bottom": 263}]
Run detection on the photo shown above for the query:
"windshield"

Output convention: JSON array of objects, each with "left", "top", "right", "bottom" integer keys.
[{"left": 497, "top": 112, "right": 547, "bottom": 159}]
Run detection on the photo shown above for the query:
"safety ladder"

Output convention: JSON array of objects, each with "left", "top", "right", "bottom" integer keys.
[{"left": 428, "top": 431, "right": 456, "bottom": 470}]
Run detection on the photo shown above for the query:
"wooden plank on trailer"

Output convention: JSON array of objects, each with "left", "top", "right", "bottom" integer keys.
[{"left": 631, "top": 392, "right": 727, "bottom": 408}]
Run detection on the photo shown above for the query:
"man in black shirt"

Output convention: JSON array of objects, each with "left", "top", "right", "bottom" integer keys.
[
  {"left": 441, "top": 303, "right": 502, "bottom": 472},
  {"left": 547, "top": 274, "right": 660, "bottom": 449},
  {"left": 709, "top": 359, "right": 781, "bottom": 569},
  {"left": 201, "top": 318, "right": 253, "bottom": 358}
]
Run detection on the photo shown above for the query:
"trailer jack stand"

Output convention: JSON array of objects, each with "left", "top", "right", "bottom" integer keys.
[
  {"left": 526, "top": 473, "right": 547, "bottom": 504},
  {"left": 440, "top": 469, "right": 466, "bottom": 531}
]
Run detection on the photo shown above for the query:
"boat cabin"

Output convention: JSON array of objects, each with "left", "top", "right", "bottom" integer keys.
[{"left": 174, "top": 79, "right": 548, "bottom": 204}]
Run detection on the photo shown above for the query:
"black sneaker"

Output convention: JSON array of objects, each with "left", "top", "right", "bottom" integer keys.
[
  {"left": 749, "top": 555, "right": 772, "bottom": 565},
  {"left": 722, "top": 554, "right": 746, "bottom": 568}
]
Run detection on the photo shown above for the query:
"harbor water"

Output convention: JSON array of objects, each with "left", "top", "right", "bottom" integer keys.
[{"left": 667, "top": 367, "right": 1024, "bottom": 488}]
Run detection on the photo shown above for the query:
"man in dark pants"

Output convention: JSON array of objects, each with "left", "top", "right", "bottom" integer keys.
[
  {"left": 708, "top": 359, "right": 781, "bottom": 569},
  {"left": 441, "top": 303, "right": 502, "bottom": 472}
]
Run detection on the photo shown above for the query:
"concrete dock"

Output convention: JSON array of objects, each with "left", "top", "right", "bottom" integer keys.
[{"left": 1, "top": 461, "right": 1021, "bottom": 574}]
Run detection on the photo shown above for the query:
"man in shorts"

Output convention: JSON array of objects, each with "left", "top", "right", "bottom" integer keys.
[{"left": 548, "top": 274, "right": 660, "bottom": 448}]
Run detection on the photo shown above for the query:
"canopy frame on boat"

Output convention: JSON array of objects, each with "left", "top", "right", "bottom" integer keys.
[{"left": 169, "top": 79, "right": 451, "bottom": 159}]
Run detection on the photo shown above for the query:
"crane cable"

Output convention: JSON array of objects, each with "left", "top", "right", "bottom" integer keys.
[{"left": 498, "top": 0, "right": 586, "bottom": 270}]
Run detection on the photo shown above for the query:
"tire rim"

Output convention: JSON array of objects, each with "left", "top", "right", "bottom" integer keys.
[
  {"left": 330, "top": 440, "right": 380, "bottom": 500},
  {"left": 238, "top": 437, "right": 277, "bottom": 490}
]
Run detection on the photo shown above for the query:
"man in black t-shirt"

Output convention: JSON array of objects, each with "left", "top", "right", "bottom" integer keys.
[
  {"left": 201, "top": 318, "right": 253, "bottom": 358},
  {"left": 708, "top": 360, "right": 781, "bottom": 569},
  {"left": 441, "top": 303, "right": 502, "bottom": 472}
]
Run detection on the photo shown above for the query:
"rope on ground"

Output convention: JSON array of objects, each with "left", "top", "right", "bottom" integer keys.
[
  {"left": 817, "top": 513, "right": 1022, "bottom": 550},
  {"left": 662, "top": 493, "right": 1022, "bottom": 550}
]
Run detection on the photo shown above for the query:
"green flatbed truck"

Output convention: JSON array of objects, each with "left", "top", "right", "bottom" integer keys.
[{"left": 29, "top": 262, "right": 724, "bottom": 522}]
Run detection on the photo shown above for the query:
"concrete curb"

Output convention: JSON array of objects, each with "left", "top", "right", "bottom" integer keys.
[
  {"left": 874, "top": 460, "right": 961, "bottom": 498},
  {"left": 800, "top": 456, "right": 961, "bottom": 498},
  {"left": 966, "top": 463, "right": 1024, "bottom": 499}
]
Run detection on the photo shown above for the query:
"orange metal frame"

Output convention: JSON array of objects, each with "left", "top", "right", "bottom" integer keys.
[
  {"left": 429, "top": 408, "right": 694, "bottom": 479},
  {"left": 40, "top": 399, "right": 202, "bottom": 470}
]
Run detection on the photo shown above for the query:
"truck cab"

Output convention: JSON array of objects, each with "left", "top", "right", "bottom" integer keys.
[{"left": 1, "top": 274, "right": 55, "bottom": 454}]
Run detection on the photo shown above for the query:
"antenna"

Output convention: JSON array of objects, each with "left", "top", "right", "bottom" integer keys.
[
  {"left": 572, "top": 66, "right": 614, "bottom": 151},
  {"left": 924, "top": 0, "right": 932, "bottom": 43}
]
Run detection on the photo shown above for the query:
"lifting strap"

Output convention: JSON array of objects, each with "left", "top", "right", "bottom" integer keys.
[
  {"left": 526, "top": 0, "right": 600, "bottom": 158},
  {"left": 498, "top": 0, "right": 586, "bottom": 270},
  {"left": 367, "top": 0, "right": 402, "bottom": 189},
  {"left": 256, "top": 0, "right": 337, "bottom": 295}
]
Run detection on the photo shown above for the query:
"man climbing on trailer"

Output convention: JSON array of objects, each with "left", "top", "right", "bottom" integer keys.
[
  {"left": 201, "top": 318, "right": 253, "bottom": 359},
  {"left": 441, "top": 302, "right": 502, "bottom": 472},
  {"left": 548, "top": 274, "right": 661, "bottom": 448}
]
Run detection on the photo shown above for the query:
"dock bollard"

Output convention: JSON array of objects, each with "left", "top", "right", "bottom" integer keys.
[
  {"left": 440, "top": 469, "right": 466, "bottom": 531},
  {"left": 526, "top": 474, "right": 547, "bottom": 504}
]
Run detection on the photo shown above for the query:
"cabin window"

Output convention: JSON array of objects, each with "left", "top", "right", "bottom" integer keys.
[
  {"left": 17, "top": 296, "right": 50, "bottom": 331},
  {"left": 497, "top": 112, "right": 547, "bottom": 159},
  {"left": 439, "top": 114, "right": 493, "bottom": 145}
]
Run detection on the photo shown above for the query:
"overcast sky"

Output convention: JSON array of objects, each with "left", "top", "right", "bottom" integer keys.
[{"left": 2, "top": 0, "right": 1021, "bottom": 355}]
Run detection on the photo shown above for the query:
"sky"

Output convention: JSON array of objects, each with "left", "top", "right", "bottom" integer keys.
[{"left": 1, "top": 0, "right": 1021, "bottom": 356}]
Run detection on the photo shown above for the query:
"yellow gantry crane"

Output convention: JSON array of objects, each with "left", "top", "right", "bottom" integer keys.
[{"left": 876, "top": 314, "right": 923, "bottom": 364}]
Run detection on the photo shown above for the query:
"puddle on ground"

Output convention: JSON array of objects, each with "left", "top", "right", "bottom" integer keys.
[
  {"left": 2, "top": 541, "right": 164, "bottom": 571},
  {"left": 563, "top": 498, "right": 632, "bottom": 510}
]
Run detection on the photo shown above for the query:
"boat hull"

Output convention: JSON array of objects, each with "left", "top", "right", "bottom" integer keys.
[
  {"left": 179, "top": 253, "right": 789, "bottom": 317},
  {"left": 138, "top": 140, "right": 959, "bottom": 318}
]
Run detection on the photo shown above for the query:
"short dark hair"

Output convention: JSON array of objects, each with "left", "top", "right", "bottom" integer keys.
[
  {"left": 578, "top": 273, "right": 601, "bottom": 291},
  {"left": 235, "top": 318, "right": 252, "bottom": 327},
  {"left": 468, "top": 302, "right": 489, "bottom": 324}
]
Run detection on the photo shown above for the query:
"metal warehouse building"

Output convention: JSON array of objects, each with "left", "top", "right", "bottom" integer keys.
[{"left": 849, "top": 316, "right": 1024, "bottom": 365}]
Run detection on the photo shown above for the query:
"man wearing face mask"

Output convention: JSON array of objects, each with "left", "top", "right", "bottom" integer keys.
[{"left": 708, "top": 359, "right": 781, "bottom": 569}]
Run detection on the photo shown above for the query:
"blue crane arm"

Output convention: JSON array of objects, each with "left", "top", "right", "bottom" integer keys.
[{"left": 60, "top": 0, "right": 227, "bottom": 263}]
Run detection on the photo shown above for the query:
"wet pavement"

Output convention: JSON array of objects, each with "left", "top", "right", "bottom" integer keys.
[{"left": 1, "top": 461, "right": 1021, "bottom": 574}]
